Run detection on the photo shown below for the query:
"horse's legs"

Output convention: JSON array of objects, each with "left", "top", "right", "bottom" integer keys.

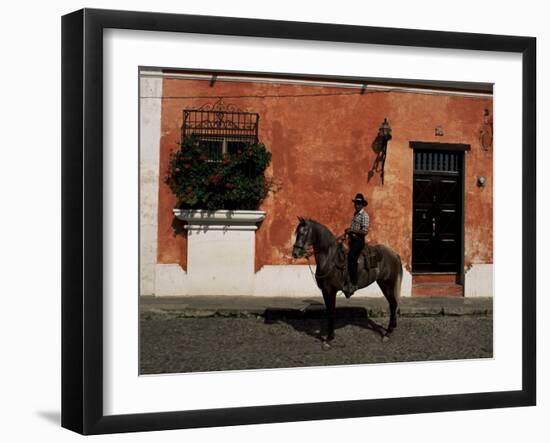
[
  {"left": 322, "top": 289, "right": 336, "bottom": 342},
  {"left": 378, "top": 280, "right": 398, "bottom": 334}
]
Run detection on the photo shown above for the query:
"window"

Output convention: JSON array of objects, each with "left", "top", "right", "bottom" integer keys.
[
  {"left": 414, "top": 150, "right": 461, "bottom": 174},
  {"left": 181, "top": 99, "right": 259, "bottom": 161}
]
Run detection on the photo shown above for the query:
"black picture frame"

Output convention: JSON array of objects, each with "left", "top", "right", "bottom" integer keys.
[{"left": 61, "top": 8, "right": 536, "bottom": 435}]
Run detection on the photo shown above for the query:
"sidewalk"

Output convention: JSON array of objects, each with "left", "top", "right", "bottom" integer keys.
[{"left": 140, "top": 295, "right": 492, "bottom": 319}]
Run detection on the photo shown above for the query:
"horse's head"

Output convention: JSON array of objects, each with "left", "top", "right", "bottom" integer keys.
[{"left": 292, "top": 217, "right": 313, "bottom": 258}]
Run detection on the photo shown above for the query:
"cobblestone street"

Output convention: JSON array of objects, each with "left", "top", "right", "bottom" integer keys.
[{"left": 140, "top": 308, "right": 492, "bottom": 374}]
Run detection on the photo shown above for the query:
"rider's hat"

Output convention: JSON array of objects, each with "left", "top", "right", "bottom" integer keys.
[{"left": 352, "top": 193, "right": 368, "bottom": 206}]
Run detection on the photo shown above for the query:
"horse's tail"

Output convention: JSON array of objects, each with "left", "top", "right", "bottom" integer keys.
[
  {"left": 396, "top": 255, "right": 403, "bottom": 302},
  {"left": 375, "top": 244, "right": 403, "bottom": 303}
]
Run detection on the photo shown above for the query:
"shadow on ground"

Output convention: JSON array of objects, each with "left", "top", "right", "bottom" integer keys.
[
  {"left": 36, "top": 410, "right": 60, "bottom": 426},
  {"left": 263, "top": 303, "right": 389, "bottom": 342}
]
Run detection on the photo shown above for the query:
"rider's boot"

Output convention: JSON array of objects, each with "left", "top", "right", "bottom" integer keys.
[{"left": 343, "top": 282, "right": 357, "bottom": 298}]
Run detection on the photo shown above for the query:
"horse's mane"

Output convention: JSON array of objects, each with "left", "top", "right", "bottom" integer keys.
[
  {"left": 301, "top": 218, "right": 337, "bottom": 252},
  {"left": 306, "top": 218, "right": 334, "bottom": 235}
]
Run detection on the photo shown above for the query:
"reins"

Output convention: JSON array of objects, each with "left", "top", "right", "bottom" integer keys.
[
  {"left": 304, "top": 245, "right": 338, "bottom": 280},
  {"left": 299, "top": 221, "right": 346, "bottom": 282}
]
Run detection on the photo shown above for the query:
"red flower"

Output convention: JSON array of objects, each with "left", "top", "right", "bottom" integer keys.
[
  {"left": 225, "top": 183, "right": 235, "bottom": 189},
  {"left": 208, "top": 174, "right": 221, "bottom": 184},
  {"left": 184, "top": 164, "right": 192, "bottom": 169},
  {"left": 186, "top": 186, "right": 193, "bottom": 193}
]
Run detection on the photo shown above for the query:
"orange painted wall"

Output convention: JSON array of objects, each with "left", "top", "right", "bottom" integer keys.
[{"left": 156, "top": 77, "right": 493, "bottom": 272}]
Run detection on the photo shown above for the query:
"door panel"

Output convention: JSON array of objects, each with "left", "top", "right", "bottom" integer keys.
[{"left": 412, "top": 151, "right": 462, "bottom": 272}]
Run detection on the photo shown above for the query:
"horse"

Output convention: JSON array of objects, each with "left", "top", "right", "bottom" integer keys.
[{"left": 292, "top": 217, "right": 402, "bottom": 346}]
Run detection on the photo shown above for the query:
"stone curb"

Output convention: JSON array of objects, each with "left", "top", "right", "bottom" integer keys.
[{"left": 140, "top": 296, "right": 492, "bottom": 320}]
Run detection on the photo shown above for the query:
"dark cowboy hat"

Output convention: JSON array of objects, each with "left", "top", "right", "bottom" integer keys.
[{"left": 352, "top": 193, "right": 368, "bottom": 206}]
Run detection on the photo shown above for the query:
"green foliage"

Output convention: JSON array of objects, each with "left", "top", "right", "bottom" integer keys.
[{"left": 166, "top": 137, "right": 273, "bottom": 210}]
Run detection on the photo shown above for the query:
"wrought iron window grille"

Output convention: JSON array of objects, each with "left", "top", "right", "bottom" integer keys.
[
  {"left": 414, "top": 150, "right": 461, "bottom": 174},
  {"left": 181, "top": 98, "right": 260, "bottom": 161}
]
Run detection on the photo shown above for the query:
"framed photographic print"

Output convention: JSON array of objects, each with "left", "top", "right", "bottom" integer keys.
[{"left": 62, "top": 8, "right": 536, "bottom": 435}]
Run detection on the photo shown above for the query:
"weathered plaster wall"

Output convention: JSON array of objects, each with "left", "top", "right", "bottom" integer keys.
[
  {"left": 139, "top": 76, "right": 162, "bottom": 295},
  {"left": 156, "top": 77, "right": 493, "bottom": 274}
]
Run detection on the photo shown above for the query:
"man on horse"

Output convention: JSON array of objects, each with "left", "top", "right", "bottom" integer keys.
[{"left": 342, "top": 193, "right": 369, "bottom": 298}]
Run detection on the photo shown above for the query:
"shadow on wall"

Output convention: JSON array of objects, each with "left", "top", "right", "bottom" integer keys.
[
  {"left": 171, "top": 217, "right": 188, "bottom": 238},
  {"left": 367, "top": 133, "right": 386, "bottom": 183}
]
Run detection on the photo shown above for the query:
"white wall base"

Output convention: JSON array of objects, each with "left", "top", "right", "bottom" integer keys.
[
  {"left": 253, "top": 265, "right": 340, "bottom": 297},
  {"left": 464, "top": 264, "right": 494, "bottom": 297},
  {"left": 401, "top": 267, "right": 413, "bottom": 298},
  {"left": 155, "top": 264, "right": 189, "bottom": 296},
  {"left": 160, "top": 210, "right": 265, "bottom": 295},
  {"left": 187, "top": 228, "right": 255, "bottom": 295},
  {"left": 152, "top": 264, "right": 412, "bottom": 297}
]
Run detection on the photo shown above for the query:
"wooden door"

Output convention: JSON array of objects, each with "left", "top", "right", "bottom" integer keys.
[{"left": 412, "top": 150, "right": 463, "bottom": 272}]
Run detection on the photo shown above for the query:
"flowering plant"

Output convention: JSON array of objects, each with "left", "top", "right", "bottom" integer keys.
[{"left": 166, "top": 137, "right": 273, "bottom": 210}]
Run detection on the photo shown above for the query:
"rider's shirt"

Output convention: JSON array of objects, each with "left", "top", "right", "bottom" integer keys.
[{"left": 350, "top": 208, "right": 369, "bottom": 236}]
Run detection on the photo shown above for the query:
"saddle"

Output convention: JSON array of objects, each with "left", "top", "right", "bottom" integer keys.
[{"left": 336, "top": 241, "right": 381, "bottom": 271}]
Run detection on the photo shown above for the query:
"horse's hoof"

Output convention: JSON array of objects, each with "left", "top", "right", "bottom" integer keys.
[
  {"left": 322, "top": 341, "right": 332, "bottom": 351},
  {"left": 382, "top": 335, "right": 390, "bottom": 343}
]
